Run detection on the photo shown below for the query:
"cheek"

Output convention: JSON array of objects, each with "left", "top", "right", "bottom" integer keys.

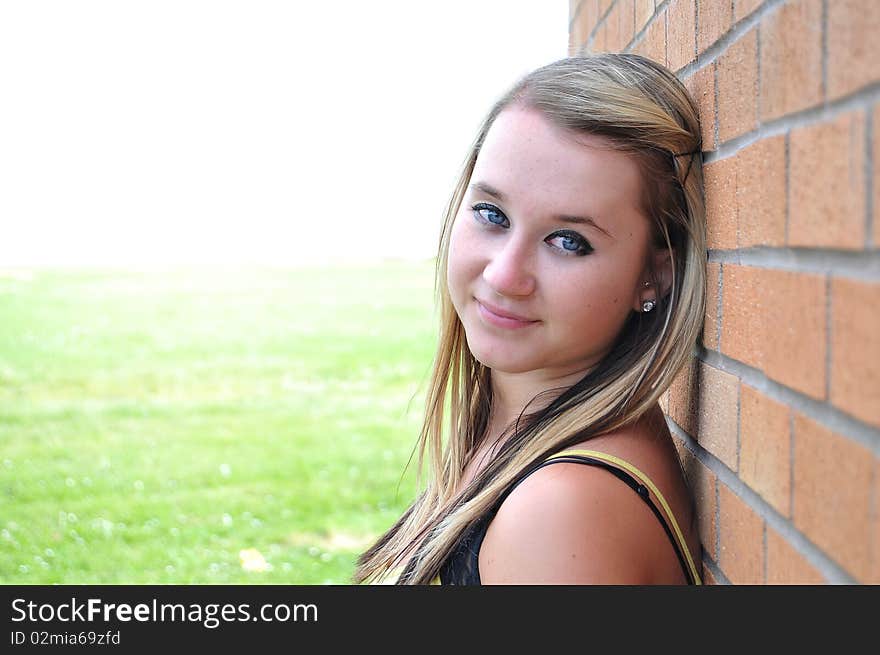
[
  {"left": 553, "top": 265, "right": 638, "bottom": 332},
  {"left": 447, "top": 216, "right": 480, "bottom": 291}
]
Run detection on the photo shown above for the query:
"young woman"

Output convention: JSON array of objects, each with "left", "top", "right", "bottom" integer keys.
[{"left": 355, "top": 54, "right": 706, "bottom": 585}]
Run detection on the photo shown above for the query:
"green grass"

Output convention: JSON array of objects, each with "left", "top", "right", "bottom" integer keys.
[{"left": 0, "top": 262, "right": 437, "bottom": 583}]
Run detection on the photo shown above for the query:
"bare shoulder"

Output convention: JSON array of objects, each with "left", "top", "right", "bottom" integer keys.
[
  {"left": 575, "top": 403, "right": 692, "bottom": 511},
  {"left": 478, "top": 404, "right": 699, "bottom": 585}
]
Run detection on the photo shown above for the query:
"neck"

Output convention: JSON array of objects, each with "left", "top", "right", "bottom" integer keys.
[{"left": 486, "top": 367, "right": 587, "bottom": 440}]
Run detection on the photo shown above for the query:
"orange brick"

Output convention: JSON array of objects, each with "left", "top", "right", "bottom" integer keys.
[
  {"left": 830, "top": 278, "right": 880, "bottom": 427},
  {"left": 789, "top": 112, "right": 866, "bottom": 249},
  {"left": 694, "top": 362, "right": 739, "bottom": 471},
  {"left": 702, "top": 262, "right": 720, "bottom": 350},
  {"left": 633, "top": 9, "right": 667, "bottom": 64},
  {"left": 570, "top": 0, "right": 600, "bottom": 53},
  {"left": 740, "top": 385, "right": 791, "bottom": 515},
  {"left": 759, "top": 0, "right": 823, "bottom": 121},
  {"left": 703, "top": 155, "right": 737, "bottom": 249},
  {"left": 734, "top": 0, "right": 762, "bottom": 21},
  {"left": 700, "top": 137, "right": 785, "bottom": 248},
  {"left": 683, "top": 64, "right": 715, "bottom": 151},
  {"left": 635, "top": 0, "right": 655, "bottom": 32},
  {"left": 716, "top": 29, "right": 758, "bottom": 143},
  {"left": 875, "top": 109, "right": 879, "bottom": 247},
  {"left": 718, "top": 484, "right": 765, "bottom": 584},
  {"left": 592, "top": 20, "right": 609, "bottom": 52},
  {"left": 604, "top": 1, "right": 623, "bottom": 52},
  {"left": 720, "top": 264, "right": 764, "bottom": 370},
  {"left": 697, "top": 0, "right": 733, "bottom": 54},
  {"left": 618, "top": 0, "right": 636, "bottom": 50},
  {"left": 793, "top": 414, "right": 874, "bottom": 581},
  {"left": 761, "top": 269, "right": 826, "bottom": 400},
  {"left": 736, "top": 135, "right": 786, "bottom": 247},
  {"left": 679, "top": 448, "right": 719, "bottom": 561},
  {"left": 721, "top": 267, "right": 826, "bottom": 398},
  {"left": 666, "top": 357, "right": 696, "bottom": 434},
  {"left": 667, "top": 0, "right": 696, "bottom": 71},
  {"left": 873, "top": 459, "right": 879, "bottom": 583},
  {"left": 766, "top": 527, "right": 825, "bottom": 584},
  {"left": 827, "top": 0, "right": 880, "bottom": 100}
]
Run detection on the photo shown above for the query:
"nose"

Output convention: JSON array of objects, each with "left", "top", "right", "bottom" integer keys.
[{"left": 482, "top": 235, "right": 536, "bottom": 298}]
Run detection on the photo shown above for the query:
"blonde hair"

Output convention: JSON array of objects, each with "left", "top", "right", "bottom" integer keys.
[{"left": 354, "top": 53, "right": 706, "bottom": 584}]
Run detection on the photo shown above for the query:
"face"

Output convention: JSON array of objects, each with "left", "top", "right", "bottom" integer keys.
[{"left": 446, "top": 105, "right": 659, "bottom": 380}]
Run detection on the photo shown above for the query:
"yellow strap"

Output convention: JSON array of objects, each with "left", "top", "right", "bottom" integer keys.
[{"left": 546, "top": 448, "right": 702, "bottom": 585}]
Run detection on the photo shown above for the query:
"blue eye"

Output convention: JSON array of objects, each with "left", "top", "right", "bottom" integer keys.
[
  {"left": 546, "top": 230, "right": 593, "bottom": 256},
  {"left": 471, "top": 202, "right": 593, "bottom": 257},
  {"left": 472, "top": 202, "right": 509, "bottom": 227}
]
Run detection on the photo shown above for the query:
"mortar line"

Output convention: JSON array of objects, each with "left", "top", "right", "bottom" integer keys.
[
  {"left": 695, "top": 346, "right": 880, "bottom": 455},
  {"left": 669, "top": 417, "right": 857, "bottom": 583},
  {"left": 706, "top": 247, "right": 880, "bottom": 282}
]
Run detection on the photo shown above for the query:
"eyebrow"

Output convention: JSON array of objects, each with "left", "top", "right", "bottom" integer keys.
[{"left": 469, "top": 181, "right": 614, "bottom": 240}]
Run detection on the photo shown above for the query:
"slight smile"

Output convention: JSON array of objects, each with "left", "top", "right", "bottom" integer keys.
[{"left": 475, "top": 298, "right": 540, "bottom": 330}]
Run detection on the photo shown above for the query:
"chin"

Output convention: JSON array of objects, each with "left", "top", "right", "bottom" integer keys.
[{"left": 464, "top": 336, "right": 536, "bottom": 374}]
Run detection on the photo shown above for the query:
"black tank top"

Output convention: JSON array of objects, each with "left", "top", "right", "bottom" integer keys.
[{"left": 438, "top": 449, "right": 701, "bottom": 585}]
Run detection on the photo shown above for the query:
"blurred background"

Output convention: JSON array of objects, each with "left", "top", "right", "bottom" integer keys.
[
  {"left": 1, "top": 0, "right": 566, "bottom": 267},
  {"left": 0, "top": 1, "right": 567, "bottom": 583}
]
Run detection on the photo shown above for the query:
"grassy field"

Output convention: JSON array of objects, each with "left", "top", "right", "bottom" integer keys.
[{"left": 0, "top": 261, "right": 437, "bottom": 584}]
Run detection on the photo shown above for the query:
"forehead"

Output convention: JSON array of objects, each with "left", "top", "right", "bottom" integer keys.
[{"left": 472, "top": 106, "right": 646, "bottom": 222}]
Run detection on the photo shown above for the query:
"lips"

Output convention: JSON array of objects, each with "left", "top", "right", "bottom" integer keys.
[
  {"left": 476, "top": 299, "right": 536, "bottom": 322},
  {"left": 475, "top": 298, "right": 539, "bottom": 329}
]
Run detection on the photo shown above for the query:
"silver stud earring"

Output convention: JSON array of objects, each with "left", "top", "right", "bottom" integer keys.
[{"left": 642, "top": 299, "right": 656, "bottom": 312}]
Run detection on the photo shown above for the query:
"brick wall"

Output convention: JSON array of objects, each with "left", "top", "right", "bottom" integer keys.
[{"left": 569, "top": 0, "right": 878, "bottom": 584}]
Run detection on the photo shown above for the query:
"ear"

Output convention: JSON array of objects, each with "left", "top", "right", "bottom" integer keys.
[{"left": 631, "top": 248, "right": 673, "bottom": 313}]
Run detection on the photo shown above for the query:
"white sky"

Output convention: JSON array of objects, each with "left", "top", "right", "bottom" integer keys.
[{"left": 0, "top": 1, "right": 568, "bottom": 267}]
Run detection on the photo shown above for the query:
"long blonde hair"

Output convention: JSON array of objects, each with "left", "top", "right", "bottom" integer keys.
[{"left": 354, "top": 53, "right": 706, "bottom": 584}]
